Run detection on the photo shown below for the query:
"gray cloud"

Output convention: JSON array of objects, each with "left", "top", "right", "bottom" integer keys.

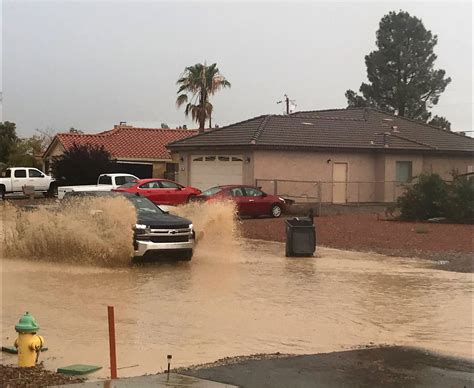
[{"left": 3, "top": 1, "right": 472, "bottom": 136}]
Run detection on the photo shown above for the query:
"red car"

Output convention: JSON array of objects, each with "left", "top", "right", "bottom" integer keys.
[
  {"left": 197, "top": 185, "right": 286, "bottom": 218},
  {"left": 114, "top": 178, "right": 201, "bottom": 205}
]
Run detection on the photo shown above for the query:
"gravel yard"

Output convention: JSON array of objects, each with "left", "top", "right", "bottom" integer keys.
[
  {"left": 240, "top": 213, "right": 474, "bottom": 272},
  {"left": 1, "top": 364, "right": 84, "bottom": 387}
]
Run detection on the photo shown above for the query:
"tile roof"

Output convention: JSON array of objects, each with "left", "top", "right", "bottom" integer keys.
[
  {"left": 48, "top": 126, "right": 198, "bottom": 160},
  {"left": 168, "top": 108, "right": 474, "bottom": 154}
]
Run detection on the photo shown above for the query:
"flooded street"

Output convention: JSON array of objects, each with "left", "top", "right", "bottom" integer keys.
[{"left": 1, "top": 238, "right": 472, "bottom": 379}]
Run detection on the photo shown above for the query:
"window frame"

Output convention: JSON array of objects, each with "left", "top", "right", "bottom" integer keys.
[
  {"left": 159, "top": 180, "right": 181, "bottom": 189},
  {"left": 139, "top": 181, "right": 161, "bottom": 189},
  {"left": 230, "top": 187, "right": 245, "bottom": 197},
  {"left": 243, "top": 187, "right": 264, "bottom": 197},
  {"left": 395, "top": 161, "right": 413, "bottom": 183},
  {"left": 14, "top": 169, "right": 27, "bottom": 178},
  {"left": 98, "top": 175, "right": 112, "bottom": 185},
  {"left": 28, "top": 169, "right": 44, "bottom": 178}
]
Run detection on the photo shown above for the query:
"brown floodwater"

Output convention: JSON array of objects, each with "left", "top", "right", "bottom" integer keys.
[{"left": 0, "top": 201, "right": 473, "bottom": 378}]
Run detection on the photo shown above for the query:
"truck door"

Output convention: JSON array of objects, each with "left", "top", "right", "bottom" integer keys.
[
  {"left": 12, "top": 169, "right": 28, "bottom": 191},
  {"left": 28, "top": 169, "right": 47, "bottom": 190}
]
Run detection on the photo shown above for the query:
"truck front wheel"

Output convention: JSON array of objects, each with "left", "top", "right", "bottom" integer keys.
[
  {"left": 181, "top": 249, "right": 193, "bottom": 261},
  {"left": 0, "top": 185, "right": 5, "bottom": 201},
  {"left": 46, "top": 183, "right": 58, "bottom": 198}
]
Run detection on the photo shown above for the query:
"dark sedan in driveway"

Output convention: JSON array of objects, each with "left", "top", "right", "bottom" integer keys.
[{"left": 196, "top": 185, "right": 286, "bottom": 218}]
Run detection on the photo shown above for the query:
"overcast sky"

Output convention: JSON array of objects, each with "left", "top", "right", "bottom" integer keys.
[{"left": 2, "top": 0, "right": 472, "bottom": 136}]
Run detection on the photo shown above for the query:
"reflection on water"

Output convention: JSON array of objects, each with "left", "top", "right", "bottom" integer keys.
[{"left": 1, "top": 240, "right": 472, "bottom": 378}]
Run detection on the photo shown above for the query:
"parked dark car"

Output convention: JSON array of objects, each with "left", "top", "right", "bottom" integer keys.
[
  {"left": 64, "top": 191, "right": 195, "bottom": 260},
  {"left": 196, "top": 185, "right": 286, "bottom": 218}
]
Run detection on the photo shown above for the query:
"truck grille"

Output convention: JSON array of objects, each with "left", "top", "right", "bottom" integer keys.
[
  {"left": 135, "top": 227, "right": 192, "bottom": 244},
  {"left": 149, "top": 235, "right": 189, "bottom": 243},
  {"left": 147, "top": 224, "right": 190, "bottom": 230}
]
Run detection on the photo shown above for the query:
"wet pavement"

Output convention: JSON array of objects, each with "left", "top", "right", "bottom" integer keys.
[
  {"left": 53, "top": 373, "right": 237, "bottom": 387},
  {"left": 181, "top": 346, "right": 474, "bottom": 388},
  {"left": 1, "top": 238, "right": 472, "bottom": 379}
]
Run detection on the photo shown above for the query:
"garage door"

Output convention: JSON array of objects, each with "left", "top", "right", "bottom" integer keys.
[{"left": 190, "top": 155, "right": 243, "bottom": 190}]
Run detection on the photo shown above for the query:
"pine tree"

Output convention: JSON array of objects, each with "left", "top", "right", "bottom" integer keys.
[{"left": 346, "top": 11, "right": 451, "bottom": 125}]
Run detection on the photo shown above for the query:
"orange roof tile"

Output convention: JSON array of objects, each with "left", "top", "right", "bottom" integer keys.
[{"left": 50, "top": 126, "right": 198, "bottom": 160}]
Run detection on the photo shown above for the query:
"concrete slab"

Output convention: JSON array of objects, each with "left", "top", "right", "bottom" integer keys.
[
  {"left": 52, "top": 373, "right": 238, "bottom": 388},
  {"left": 57, "top": 364, "right": 102, "bottom": 375}
]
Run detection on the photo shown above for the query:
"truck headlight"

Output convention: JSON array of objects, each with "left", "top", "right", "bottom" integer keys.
[
  {"left": 134, "top": 224, "right": 150, "bottom": 234},
  {"left": 189, "top": 223, "right": 194, "bottom": 230}
]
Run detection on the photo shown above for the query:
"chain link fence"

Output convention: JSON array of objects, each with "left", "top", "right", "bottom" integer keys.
[{"left": 255, "top": 178, "right": 412, "bottom": 205}]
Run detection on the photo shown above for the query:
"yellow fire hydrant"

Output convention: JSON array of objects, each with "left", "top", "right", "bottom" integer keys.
[{"left": 13, "top": 312, "right": 45, "bottom": 367}]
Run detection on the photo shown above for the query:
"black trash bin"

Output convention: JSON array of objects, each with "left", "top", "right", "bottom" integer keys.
[{"left": 285, "top": 217, "right": 316, "bottom": 257}]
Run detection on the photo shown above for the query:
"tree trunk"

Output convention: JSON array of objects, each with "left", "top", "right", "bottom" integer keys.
[
  {"left": 198, "top": 89, "right": 207, "bottom": 132},
  {"left": 199, "top": 117, "right": 206, "bottom": 132},
  {"left": 398, "top": 103, "right": 406, "bottom": 117}
]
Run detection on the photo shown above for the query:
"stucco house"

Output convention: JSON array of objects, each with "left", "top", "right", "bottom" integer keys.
[
  {"left": 43, "top": 124, "right": 197, "bottom": 179},
  {"left": 167, "top": 108, "right": 473, "bottom": 203}
]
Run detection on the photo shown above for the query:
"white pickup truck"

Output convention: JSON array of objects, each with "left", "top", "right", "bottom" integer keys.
[
  {"left": 57, "top": 173, "right": 138, "bottom": 199},
  {"left": 0, "top": 167, "right": 56, "bottom": 199}
]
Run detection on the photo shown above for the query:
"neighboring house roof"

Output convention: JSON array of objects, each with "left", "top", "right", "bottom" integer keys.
[
  {"left": 44, "top": 126, "right": 198, "bottom": 160},
  {"left": 168, "top": 108, "right": 474, "bottom": 154}
]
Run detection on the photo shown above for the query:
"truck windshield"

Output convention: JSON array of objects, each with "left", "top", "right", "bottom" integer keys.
[{"left": 128, "top": 196, "right": 164, "bottom": 214}]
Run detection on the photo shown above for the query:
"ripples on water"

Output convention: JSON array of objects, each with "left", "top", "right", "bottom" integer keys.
[{"left": 0, "top": 201, "right": 472, "bottom": 378}]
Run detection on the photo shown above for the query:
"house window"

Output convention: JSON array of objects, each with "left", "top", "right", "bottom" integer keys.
[{"left": 396, "top": 161, "right": 413, "bottom": 183}]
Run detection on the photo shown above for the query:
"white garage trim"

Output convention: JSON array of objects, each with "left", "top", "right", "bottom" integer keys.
[{"left": 190, "top": 155, "right": 243, "bottom": 190}]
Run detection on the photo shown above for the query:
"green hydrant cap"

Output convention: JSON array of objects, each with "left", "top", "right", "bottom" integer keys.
[{"left": 15, "top": 312, "right": 40, "bottom": 333}]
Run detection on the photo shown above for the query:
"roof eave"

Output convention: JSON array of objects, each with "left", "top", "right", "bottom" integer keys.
[{"left": 167, "top": 143, "right": 473, "bottom": 155}]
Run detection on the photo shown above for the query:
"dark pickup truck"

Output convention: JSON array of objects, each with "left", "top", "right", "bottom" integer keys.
[{"left": 64, "top": 191, "right": 195, "bottom": 260}]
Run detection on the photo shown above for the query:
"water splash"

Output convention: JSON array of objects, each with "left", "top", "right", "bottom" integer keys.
[
  {"left": 171, "top": 200, "right": 241, "bottom": 257},
  {"left": 2, "top": 197, "right": 136, "bottom": 266},
  {"left": 1, "top": 199, "right": 240, "bottom": 266}
]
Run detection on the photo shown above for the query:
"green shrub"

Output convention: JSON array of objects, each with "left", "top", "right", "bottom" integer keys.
[
  {"left": 394, "top": 173, "right": 474, "bottom": 222},
  {"left": 443, "top": 175, "right": 474, "bottom": 222},
  {"left": 396, "top": 173, "right": 448, "bottom": 221}
]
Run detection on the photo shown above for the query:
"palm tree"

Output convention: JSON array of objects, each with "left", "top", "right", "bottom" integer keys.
[{"left": 176, "top": 63, "right": 231, "bottom": 131}]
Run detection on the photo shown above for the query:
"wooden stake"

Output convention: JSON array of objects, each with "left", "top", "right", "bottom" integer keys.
[{"left": 108, "top": 306, "right": 118, "bottom": 379}]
